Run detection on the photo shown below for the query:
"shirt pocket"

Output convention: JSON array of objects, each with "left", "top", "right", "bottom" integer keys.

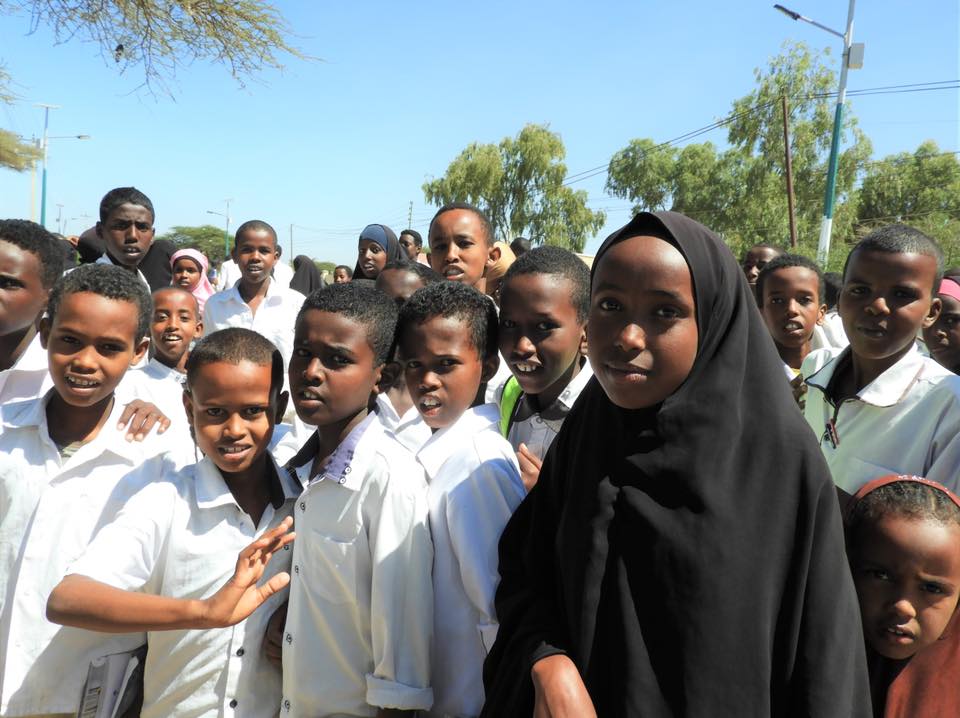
[{"left": 304, "top": 530, "right": 358, "bottom": 604}]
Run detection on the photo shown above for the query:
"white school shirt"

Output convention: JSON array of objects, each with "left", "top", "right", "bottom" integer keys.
[
  {"left": 504, "top": 359, "right": 593, "bottom": 461},
  {"left": 802, "top": 343, "right": 960, "bottom": 493},
  {"left": 0, "top": 393, "right": 176, "bottom": 716},
  {"left": 416, "top": 404, "right": 525, "bottom": 718},
  {"left": 125, "top": 358, "right": 190, "bottom": 432},
  {"left": 281, "top": 414, "right": 433, "bottom": 717},
  {"left": 94, "top": 253, "right": 151, "bottom": 289},
  {"left": 0, "top": 333, "right": 49, "bottom": 405},
  {"left": 375, "top": 393, "right": 432, "bottom": 454},
  {"left": 68, "top": 454, "right": 299, "bottom": 718}
]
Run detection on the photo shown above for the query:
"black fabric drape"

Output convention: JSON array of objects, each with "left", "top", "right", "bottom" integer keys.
[
  {"left": 482, "top": 211, "right": 870, "bottom": 717},
  {"left": 289, "top": 254, "right": 324, "bottom": 296}
]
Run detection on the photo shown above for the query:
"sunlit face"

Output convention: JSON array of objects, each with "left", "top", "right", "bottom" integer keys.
[
  {"left": 97, "top": 203, "right": 154, "bottom": 268},
  {"left": 288, "top": 309, "right": 382, "bottom": 430},
  {"left": 232, "top": 229, "right": 279, "bottom": 287},
  {"left": 0, "top": 239, "right": 47, "bottom": 338},
  {"left": 150, "top": 289, "right": 202, "bottom": 370},
  {"left": 498, "top": 273, "right": 585, "bottom": 406},
  {"left": 741, "top": 246, "right": 780, "bottom": 288},
  {"left": 852, "top": 514, "right": 960, "bottom": 660},
  {"left": 375, "top": 268, "right": 426, "bottom": 306},
  {"left": 333, "top": 267, "right": 351, "bottom": 284},
  {"left": 357, "top": 239, "right": 387, "bottom": 279},
  {"left": 184, "top": 360, "right": 281, "bottom": 478},
  {"left": 588, "top": 235, "right": 698, "bottom": 410},
  {"left": 429, "top": 209, "right": 494, "bottom": 288},
  {"left": 400, "top": 315, "right": 496, "bottom": 430},
  {"left": 172, "top": 257, "right": 202, "bottom": 291},
  {"left": 840, "top": 249, "right": 940, "bottom": 372},
  {"left": 760, "top": 266, "right": 826, "bottom": 351},
  {"left": 399, "top": 233, "right": 420, "bottom": 261},
  {"left": 40, "top": 291, "right": 148, "bottom": 408},
  {"left": 923, "top": 294, "right": 960, "bottom": 373}
]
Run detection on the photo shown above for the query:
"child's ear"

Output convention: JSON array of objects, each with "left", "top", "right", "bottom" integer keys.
[
  {"left": 816, "top": 304, "right": 827, "bottom": 326},
  {"left": 195, "top": 319, "right": 204, "bottom": 337},
  {"left": 578, "top": 324, "right": 588, "bottom": 356},
  {"left": 131, "top": 337, "right": 150, "bottom": 366},
  {"left": 39, "top": 316, "right": 51, "bottom": 349},
  {"left": 481, "top": 353, "right": 500, "bottom": 384},
  {"left": 274, "top": 390, "right": 289, "bottom": 424},
  {"left": 924, "top": 296, "right": 943, "bottom": 329},
  {"left": 484, "top": 243, "right": 502, "bottom": 274},
  {"left": 378, "top": 361, "right": 402, "bottom": 394},
  {"left": 370, "top": 363, "right": 386, "bottom": 397}
]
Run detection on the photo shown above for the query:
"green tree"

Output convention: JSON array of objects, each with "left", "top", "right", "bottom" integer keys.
[
  {"left": 423, "top": 124, "right": 606, "bottom": 252},
  {"left": 0, "top": 66, "right": 38, "bottom": 172},
  {"left": 856, "top": 141, "right": 960, "bottom": 264},
  {"left": 157, "top": 224, "right": 230, "bottom": 263},
  {"left": 605, "top": 42, "right": 872, "bottom": 268},
  {"left": 0, "top": 0, "right": 303, "bottom": 96}
]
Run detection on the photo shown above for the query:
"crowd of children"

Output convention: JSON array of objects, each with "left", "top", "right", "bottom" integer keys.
[{"left": 1, "top": 185, "right": 960, "bottom": 717}]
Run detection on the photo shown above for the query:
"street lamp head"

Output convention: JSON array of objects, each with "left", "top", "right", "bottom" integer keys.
[
  {"left": 773, "top": 4, "right": 802, "bottom": 21},
  {"left": 76, "top": 135, "right": 92, "bottom": 140}
]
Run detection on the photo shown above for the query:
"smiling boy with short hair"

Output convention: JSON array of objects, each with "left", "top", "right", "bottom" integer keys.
[
  {"left": 802, "top": 224, "right": 960, "bottom": 493},
  {"left": 397, "top": 281, "right": 524, "bottom": 717}
]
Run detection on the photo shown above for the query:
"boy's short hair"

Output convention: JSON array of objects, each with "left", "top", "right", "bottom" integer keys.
[
  {"left": 510, "top": 237, "right": 531, "bottom": 257},
  {"left": 99, "top": 187, "right": 155, "bottom": 224},
  {"left": 429, "top": 202, "right": 494, "bottom": 248},
  {"left": 152, "top": 286, "right": 200, "bottom": 317},
  {"left": 502, "top": 245, "right": 590, "bottom": 322},
  {"left": 844, "top": 224, "right": 944, "bottom": 295},
  {"left": 823, "top": 272, "right": 842, "bottom": 310},
  {"left": 185, "top": 327, "right": 284, "bottom": 398},
  {"left": 234, "top": 220, "right": 278, "bottom": 249},
  {"left": 335, "top": 265, "right": 353, "bottom": 277},
  {"left": 400, "top": 229, "right": 423, "bottom": 248},
  {"left": 0, "top": 219, "right": 66, "bottom": 289},
  {"left": 380, "top": 260, "right": 442, "bottom": 285},
  {"left": 756, "top": 253, "right": 825, "bottom": 308},
  {"left": 398, "top": 282, "right": 498, "bottom": 361},
  {"left": 847, "top": 479, "right": 960, "bottom": 539},
  {"left": 742, "top": 242, "right": 783, "bottom": 260},
  {"left": 47, "top": 264, "right": 152, "bottom": 342},
  {"left": 298, "top": 283, "right": 398, "bottom": 364}
]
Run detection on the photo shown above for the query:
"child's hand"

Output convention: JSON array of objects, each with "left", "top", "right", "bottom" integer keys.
[
  {"left": 199, "top": 517, "right": 295, "bottom": 629},
  {"left": 517, "top": 443, "right": 543, "bottom": 493},
  {"left": 117, "top": 400, "right": 171, "bottom": 441},
  {"left": 262, "top": 601, "right": 288, "bottom": 667},
  {"left": 531, "top": 654, "right": 597, "bottom": 718}
]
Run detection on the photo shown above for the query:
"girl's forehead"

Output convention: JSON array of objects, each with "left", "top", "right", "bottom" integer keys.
[{"left": 594, "top": 234, "right": 691, "bottom": 282}]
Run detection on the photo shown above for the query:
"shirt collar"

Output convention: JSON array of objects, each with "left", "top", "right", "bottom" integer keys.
[
  {"left": 291, "top": 412, "right": 381, "bottom": 492},
  {"left": 416, "top": 403, "right": 499, "bottom": 478},
  {"left": 95, "top": 253, "right": 150, "bottom": 289},
  {"left": 146, "top": 357, "right": 184, "bottom": 382},
  {"left": 227, "top": 275, "right": 285, "bottom": 305},
  {"left": 195, "top": 453, "right": 297, "bottom": 510},
  {"left": 512, "top": 358, "right": 593, "bottom": 422},
  {"left": 807, "top": 343, "right": 926, "bottom": 408}
]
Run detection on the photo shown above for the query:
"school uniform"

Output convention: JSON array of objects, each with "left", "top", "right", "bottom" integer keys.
[
  {"left": 502, "top": 359, "right": 593, "bottom": 461},
  {"left": 281, "top": 413, "right": 433, "bottom": 717},
  {"left": 802, "top": 343, "right": 960, "bottom": 493},
  {"left": 67, "top": 454, "right": 298, "bottom": 718},
  {"left": 0, "top": 333, "right": 48, "bottom": 404},
  {"left": 0, "top": 392, "right": 176, "bottom": 717},
  {"left": 125, "top": 358, "right": 189, "bottom": 432},
  {"left": 375, "top": 393, "right": 432, "bottom": 454},
  {"left": 94, "top": 253, "right": 151, "bottom": 289},
  {"left": 416, "top": 403, "right": 525, "bottom": 718}
]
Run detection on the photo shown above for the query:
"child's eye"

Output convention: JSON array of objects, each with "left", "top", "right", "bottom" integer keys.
[
  {"left": 866, "top": 568, "right": 890, "bottom": 581},
  {"left": 99, "top": 343, "right": 124, "bottom": 354},
  {"left": 848, "top": 286, "right": 868, "bottom": 296},
  {"left": 500, "top": 319, "right": 517, "bottom": 330},
  {"left": 597, "top": 298, "right": 621, "bottom": 312},
  {"left": 922, "top": 581, "right": 947, "bottom": 595},
  {"left": 0, "top": 277, "right": 24, "bottom": 290},
  {"left": 294, "top": 347, "right": 311, "bottom": 358},
  {"left": 536, "top": 322, "right": 557, "bottom": 332},
  {"left": 439, "top": 358, "right": 460, "bottom": 367},
  {"left": 405, "top": 360, "right": 422, "bottom": 369},
  {"left": 243, "top": 406, "right": 266, "bottom": 418},
  {"left": 769, "top": 297, "right": 784, "bottom": 305},
  {"left": 205, "top": 408, "right": 225, "bottom": 418},
  {"left": 456, "top": 239, "right": 474, "bottom": 248},
  {"left": 894, "top": 289, "right": 920, "bottom": 301},
  {"left": 654, "top": 306, "right": 681, "bottom": 320}
]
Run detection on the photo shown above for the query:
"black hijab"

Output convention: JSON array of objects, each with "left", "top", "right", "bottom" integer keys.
[
  {"left": 289, "top": 254, "right": 324, "bottom": 296},
  {"left": 482, "top": 212, "right": 870, "bottom": 717}
]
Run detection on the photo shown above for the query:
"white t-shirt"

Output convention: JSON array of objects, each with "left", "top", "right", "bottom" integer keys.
[
  {"left": 68, "top": 454, "right": 299, "bottom": 718},
  {"left": 416, "top": 403, "right": 525, "bottom": 718}
]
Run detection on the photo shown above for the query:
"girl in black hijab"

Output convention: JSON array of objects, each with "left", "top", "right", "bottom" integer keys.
[
  {"left": 482, "top": 212, "right": 870, "bottom": 717},
  {"left": 289, "top": 254, "right": 324, "bottom": 296}
]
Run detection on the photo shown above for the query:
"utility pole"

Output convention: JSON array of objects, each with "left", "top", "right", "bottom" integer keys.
[
  {"left": 407, "top": 201, "right": 413, "bottom": 229},
  {"left": 289, "top": 224, "right": 294, "bottom": 258},
  {"left": 781, "top": 95, "right": 798, "bottom": 249},
  {"left": 36, "top": 103, "right": 59, "bottom": 228}
]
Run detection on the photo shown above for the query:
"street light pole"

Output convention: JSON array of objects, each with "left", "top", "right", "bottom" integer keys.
[
  {"left": 36, "top": 103, "right": 59, "bottom": 229},
  {"left": 206, "top": 198, "right": 233, "bottom": 261}
]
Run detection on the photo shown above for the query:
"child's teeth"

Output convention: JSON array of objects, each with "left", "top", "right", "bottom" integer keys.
[{"left": 516, "top": 362, "right": 538, "bottom": 373}]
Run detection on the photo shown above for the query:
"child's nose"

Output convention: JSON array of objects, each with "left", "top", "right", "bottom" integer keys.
[
  {"left": 865, "top": 296, "right": 890, "bottom": 315},
  {"left": 302, "top": 357, "right": 324, "bottom": 383},
  {"left": 513, "top": 335, "right": 535, "bottom": 357},
  {"left": 615, "top": 323, "right": 645, "bottom": 352},
  {"left": 891, "top": 596, "right": 918, "bottom": 621}
]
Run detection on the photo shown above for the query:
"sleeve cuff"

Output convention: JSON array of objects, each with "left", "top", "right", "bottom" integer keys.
[
  {"left": 530, "top": 641, "right": 567, "bottom": 670},
  {"left": 365, "top": 674, "right": 433, "bottom": 711},
  {"left": 479, "top": 621, "right": 499, "bottom": 653}
]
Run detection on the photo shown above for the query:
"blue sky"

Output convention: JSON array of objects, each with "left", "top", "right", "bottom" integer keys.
[{"left": 0, "top": 0, "right": 957, "bottom": 266}]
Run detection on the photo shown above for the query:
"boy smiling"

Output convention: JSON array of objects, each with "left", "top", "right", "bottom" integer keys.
[{"left": 802, "top": 225, "right": 960, "bottom": 493}]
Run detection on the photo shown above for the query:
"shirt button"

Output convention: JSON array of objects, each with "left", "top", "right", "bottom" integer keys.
[
  {"left": 285, "top": 632, "right": 293, "bottom": 644},
  {"left": 236, "top": 647, "right": 245, "bottom": 656},
  {"left": 299, "top": 501, "right": 306, "bottom": 511},
  {"left": 284, "top": 700, "right": 291, "bottom": 711},
  {"left": 294, "top": 565, "right": 299, "bottom": 574},
  {"left": 229, "top": 699, "right": 238, "bottom": 708}
]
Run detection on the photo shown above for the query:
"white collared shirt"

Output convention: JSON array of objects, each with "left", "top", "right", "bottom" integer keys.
[
  {"left": 0, "top": 392, "right": 177, "bottom": 716},
  {"left": 68, "top": 454, "right": 298, "bottom": 718},
  {"left": 282, "top": 414, "right": 433, "bottom": 717},
  {"left": 94, "top": 253, "right": 151, "bottom": 289},
  {"left": 376, "top": 393, "right": 432, "bottom": 454},
  {"left": 505, "top": 359, "right": 593, "bottom": 461},
  {"left": 0, "top": 333, "right": 49, "bottom": 405},
  {"left": 416, "top": 403, "right": 525, "bottom": 718},
  {"left": 802, "top": 343, "right": 960, "bottom": 493},
  {"left": 125, "top": 358, "right": 190, "bottom": 435}
]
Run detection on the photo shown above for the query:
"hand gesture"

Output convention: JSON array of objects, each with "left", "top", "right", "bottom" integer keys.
[
  {"left": 517, "top": 443, "right": 543, "bottom": 493},
  {"left": 200, "top": 517, "right": 296, "bottom": 628},
  {"left": 118, "top": 399, "right": 172, "bottom": 442}
]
